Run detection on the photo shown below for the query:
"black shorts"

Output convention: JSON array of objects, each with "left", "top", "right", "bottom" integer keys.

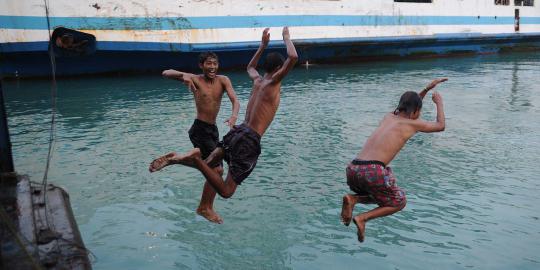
[
  {"left": 219, "top": 124, "right": 261, "bottom": 185},
  {"left": 188, "top": 119, "right": 220, "bottom": 164}
]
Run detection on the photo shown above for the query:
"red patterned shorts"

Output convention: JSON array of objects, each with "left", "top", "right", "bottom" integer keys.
[{"left": 346, "top": 159, "right": 406, "bottom": 207}]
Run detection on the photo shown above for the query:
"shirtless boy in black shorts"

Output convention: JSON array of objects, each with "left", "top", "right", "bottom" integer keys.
[
  {"left": 149, "top": 27, "right": 298, "bottom": 222},
  {"left": 155, "top": 52, "right": 240, "bottom": 223}
]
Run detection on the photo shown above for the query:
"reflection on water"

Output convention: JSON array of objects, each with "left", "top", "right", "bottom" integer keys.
[{"left": 3, "top": 52, "right": 540, "bottom": 269}]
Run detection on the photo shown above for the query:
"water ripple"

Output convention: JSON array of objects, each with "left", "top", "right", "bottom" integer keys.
[{"left": 3, "top": 52, "right": 540, "bottom": 269}]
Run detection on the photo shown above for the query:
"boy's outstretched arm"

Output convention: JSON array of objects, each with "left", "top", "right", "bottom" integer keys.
[
  {"left": 271, "top": 27, "right": 298, "bottom": 82},
  {"left": 415, "top": 91, "right": 446, "bottom": 133},
  {"left": 247, "top": 28, "right": 270, "bottom": 80},
  {"left": 419, "top": 78, "right": 448, "bottom": 99},
  {"left": 162, "top": 69, "right": 196, "bottom": 81},
  {"left": 162, "top": 69, "right": 198, "bottom": 92}
]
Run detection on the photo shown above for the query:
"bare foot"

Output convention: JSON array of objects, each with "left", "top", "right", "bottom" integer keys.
[
  {"left": 341, "top": 194, "right": 356, "bottom": 226},
  {"left": 149, "top": 152, "right": 177, "bottom": 172},
  {"left": 196, "top": 208, "right": 223, "bottom": 224},
  {"left": 149, "top": 149, "right": 203, "bottom": 172},
  {"left": 174, "top": 148, "right": 202, "bottom": 166},
  {"left": 353, "top": 215, "right": 366, "bottom": 243}
]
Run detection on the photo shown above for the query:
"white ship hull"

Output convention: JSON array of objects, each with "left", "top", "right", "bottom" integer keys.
[{"left": 1, "top": 0, "right": 539, "bottom": 76}]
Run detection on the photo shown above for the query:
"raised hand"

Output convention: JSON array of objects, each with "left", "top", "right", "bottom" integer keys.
[
  {"left": 282, "top": 26, "right": 290, "bottom": 40},
  {"left": 420, "top": 78, "right": 447, "bottom": 99},
  {"left": 262, "top": 28, "right": 270, "bottom": 47},
  {"left": 426, "top": 78, "right": 448, "bottom": 91},
  {"left": 432, "top": 90, "right": 443, "bottom": 105}
]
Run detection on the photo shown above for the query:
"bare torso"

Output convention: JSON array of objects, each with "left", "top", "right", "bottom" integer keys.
[
  {"left": 244, "top": 76, "right": 281, "bottom": 136},
  {"left": 358, "top": 113, "right": 418, "bottom": 165},
  {"left": 191, "top": 75, "right": 227, "bottom": 124}
]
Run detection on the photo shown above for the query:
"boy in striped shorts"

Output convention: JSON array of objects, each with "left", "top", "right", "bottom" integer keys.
[{"left": 341, "top": 78, "right": 447, "bottom": 242}]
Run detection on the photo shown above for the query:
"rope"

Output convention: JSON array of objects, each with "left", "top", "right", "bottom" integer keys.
[
  {"left": 21, "top": 2, "right": 96, "bottom": 267},
  {"left": 40, "top": 0, "right": 58, "bottom": 236},
  {"left": 39, "top": 0, "right": 62, "bottom": 262},
  {"left": 42, "top": 0, "right": 57, "bottom": 198}
]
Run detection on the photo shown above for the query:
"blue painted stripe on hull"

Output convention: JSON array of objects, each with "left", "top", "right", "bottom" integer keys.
[
  {"left": 2, "top": 35, "right": 540, "bottom": 77},
  {"left": 2, "top": 32, "right": 540, "bottom": 53},
  {"left": 1, "top": 15, "right": 540, "bottom": 30},
  {"left": 0, "top": 42, "right": 48, "bottom": 52}
]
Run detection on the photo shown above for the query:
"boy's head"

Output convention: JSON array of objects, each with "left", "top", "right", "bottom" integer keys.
[
  {"left": 394, "top": 91, "right": 422, "bottom": 119},
  {"left": 198, "top": 52, "right": 219, "bottom": 79},
  {"left": 263, "top": 52, "right": 285, "bottom": 73}
]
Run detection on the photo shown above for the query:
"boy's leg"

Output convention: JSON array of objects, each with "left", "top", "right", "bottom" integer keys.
[
  {"left": 188, "top": 123, "right": 223, "bottom": 222},
  {"left": 174, "top": 148, "right": 238, "bottom": 198},
  {"left": 197, "top": 166, "right": 224, "bottom": 224},
  {"left": 205, "top": 147, "right": 224, "bottom": 167},
  {"left": 148, "top": 147, "right": 224, "bottom": 172},
  {"left": 194, "top": 161, "right": 237, "bottom": 199},
  {"left": 149, "top": 150, "right": 197, "bottom": 172},
  {"left": 150, "top": 148, "right": 231, "bottom": 222},
  {"left": 353, "top": 204, "right": 405, "bottom": 243},
  {"left": 341, "top": 194, "right": 373, "bottom": 226}
]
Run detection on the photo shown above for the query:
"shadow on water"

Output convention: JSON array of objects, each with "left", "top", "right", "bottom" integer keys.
[{"left": 3, "top": 52, "right": 540, "bottom": 269}]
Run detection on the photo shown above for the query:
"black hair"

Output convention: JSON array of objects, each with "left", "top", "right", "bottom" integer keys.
[
  {"left": 263, "top": 52, "right": 285, "bottom": 73},
  {"left": 198, "top": 52, "right": 218, "bottom": 64},
  {"left": 394, "top": 91, "right": 422, "bottom": 116}
]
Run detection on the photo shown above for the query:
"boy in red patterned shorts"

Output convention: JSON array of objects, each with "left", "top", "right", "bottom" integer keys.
[{"left": 341, "top": 78, "right": 448, "bottom": 242}]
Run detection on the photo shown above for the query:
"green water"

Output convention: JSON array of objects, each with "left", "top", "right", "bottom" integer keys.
[{"left": 3, "top": 52, "right": 540, "bottom": 269}]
